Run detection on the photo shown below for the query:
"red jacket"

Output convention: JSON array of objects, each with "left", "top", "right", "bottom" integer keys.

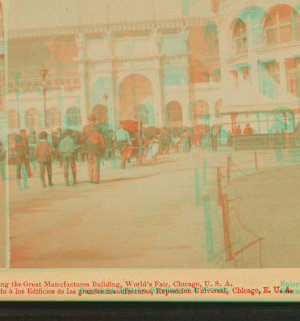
[{"left": 34, "top": 140, "right": 53, "bottom": 162}]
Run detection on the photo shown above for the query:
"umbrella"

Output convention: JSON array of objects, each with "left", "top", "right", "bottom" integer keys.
[{"left": 145, "top": 126, "right": 160, "bottom": 136}]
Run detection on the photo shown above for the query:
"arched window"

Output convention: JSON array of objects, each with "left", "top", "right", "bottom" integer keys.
[
  {"left": 204, "top": 23, "right": 219, "bottom": 56},
  {"left": 165, "top": 101, "right": 182, "bottom": 126},
  {"left": 138, "top": 105, "right": 149, "bottom": 125},
  {"left": 233, "top": 19, "right": 247, "bottom": 53},
  {"left": 66, "top": 107, "right": 81, "bottom": 127},
  {"left": 264, "top": 5, "right": 299, "bottom": 46},
  {"left": 47, "top": 108, "right": 61, "bottom": 128},
  {"left": 193, "top": 100, "right": 209, "bottom": 120},
  {"left": 215, "top": 99, "right": 222, "bottom": 118},
  {"left": 25, "top": 109, "right": 39, "bottom": 129},
  {"left": 8, "top": 110, "right": 18, "bottom": 129}
]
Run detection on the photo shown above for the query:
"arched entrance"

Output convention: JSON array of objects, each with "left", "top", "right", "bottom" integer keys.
[
  {"left": 165, "top": 101, "right": 182, "bottom": 127},
  {"left": 119, "top": 74, "right": 153, "bottom": 121}
]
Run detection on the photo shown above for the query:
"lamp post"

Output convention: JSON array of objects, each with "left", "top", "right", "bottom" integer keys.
[
  {"left": 39, "top": 66, "right": 48, "bottom": 128},
  {"left": 13, "top": 72, "right": 21, "bottom": 130},
  {"left": 103, "top": 92, "right": 109, "bottom": 127}
]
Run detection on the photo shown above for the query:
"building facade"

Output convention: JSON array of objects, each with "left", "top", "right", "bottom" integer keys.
[{"left": 4, "top": 0, "right": 300, "bottom": 134}]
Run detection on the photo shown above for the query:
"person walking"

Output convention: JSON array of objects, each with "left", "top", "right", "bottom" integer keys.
[
  {"left": 54, "top": 128, "right": 63, "bottom": 167},
  {"left": 20, "top": 129, "right": 33, "bottom": 178},
  {"left": 82, "top": 114, "right": 96, "bottom": 162},
  {"left": 86, "top": 124, "right": 106, "bottom": 184},
  {"left": 34, "top": 132, "right": 53, "bottom": 188},
  {"left": 182, "top": 130, "right": 190, "bottom": 153},
  {"left": 28, "top": 130, "right": 37, "bottom": 172},
  {"left": 59, "top": 129, "right": 77, "bottom": 186},
  {"left": 83, "top": 114, "right": 105, "bottom": 182},
  {"left": 13, "top": 133, "right": 29, "bottom": 190}
]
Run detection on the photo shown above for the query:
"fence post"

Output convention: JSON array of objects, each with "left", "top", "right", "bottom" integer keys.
[
  {"left": 203, "top": 195, "right": 214, "bottom": 262},
  {"left": 254, "top": 151, "right": 258, "bottom": 171},
  {"left": 217, "top": 167, "right": 222, "bottom": 207},
  {"left": 221, "top": 193, "right": 234, "bottom": 262},
  {"left": 195, "top": 168, "right": 200, "bottom": 208},
  {"left": 227, "top": 156, "right": 230, "bottom": 184}
]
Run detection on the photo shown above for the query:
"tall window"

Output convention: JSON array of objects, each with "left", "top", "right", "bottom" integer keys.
[
  {"left": 193, "top": 100, "right": 209, "bottom": 120},
  {"left": 287, "top": 57, "right": 300, "bottom": 97},
  {"left": 166, "top": 102, "right": 182, "bottom": 125},
  {"left": 233, "top": 19, "right": 248, "bottom": 53},
  {"left": 204, "top": 23, "right": 219, "bottom": 56},
  {"left": 8, "top": 110, "right": 18, "bottom": 129},
  {"left": 25, "top": 109, "right": 39, "bottom": 129},
  {"left": 264, "top": 5, "right": 299, "bottom": 46},
  {"left": 66, "top": 107, "right": 81, "bottom": 127}
]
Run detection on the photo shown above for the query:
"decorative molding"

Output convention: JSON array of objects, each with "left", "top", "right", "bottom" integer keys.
[{"left": 8, "top": 17, "right": 212, "bottom": 40}]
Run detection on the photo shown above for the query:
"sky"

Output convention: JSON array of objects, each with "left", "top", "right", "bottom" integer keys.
[{"left": 7, "top": 0, "right": 191, "bottom": 31}]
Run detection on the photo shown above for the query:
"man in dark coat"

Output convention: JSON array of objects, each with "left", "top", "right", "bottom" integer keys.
[
  {"left": 13, "top": 133, "right": 29, "bottom": 190},
  {"left": 34, "top": 132, "right": 53, "bottom": 188},
  {"left": 86, "top": 125, "right": 106, "bottom": 184},
  {"left": 59, "top": 129, "right": 77, "bottom": 186}
]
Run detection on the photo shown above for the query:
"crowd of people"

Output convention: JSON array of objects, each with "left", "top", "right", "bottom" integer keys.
[
  {"left": 0, "top": 116, "right": 295, "bottom": 190},
  {"left": 0, "top": 114, "right": 196, "bottom": 190}
]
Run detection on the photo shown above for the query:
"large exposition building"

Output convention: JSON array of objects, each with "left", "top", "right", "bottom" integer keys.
[{"left": 3, "top": 0, "right": 300, "bottom": 134}]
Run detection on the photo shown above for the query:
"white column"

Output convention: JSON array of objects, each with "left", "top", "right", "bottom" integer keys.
[
  {"left": 249, "top": 51, "right": 260, "bottom": 93},
  {"left": 218, "top": 19, "right": 232, "bottom": 107},
  {"left": 150, "top": 29, "right": 164, "bottom": 127},
  {"left": 78, "top": 62, "right": 87, "bottom": 127},
  {"left": 278, "top": 58, "right": 288, "bottom": 101},
  {"left": 152, "top": 59, "right": 164, "bottom": 127},
  {"left": 105, "top": 32, "right": 117, "bottom": 130},
  {"left": 180, "top": 26, "right": 191, "bottom": 127}
]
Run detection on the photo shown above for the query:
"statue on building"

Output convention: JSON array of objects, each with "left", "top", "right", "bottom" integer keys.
[
  {"left": 150, "top": 29, "right": 163, "bottom": 53},
  {"left": 76, "top": 32, "right": 86, "bottom": 60},
  {"left": 103, "top": 31, "right": 115, "bottom": 56}
]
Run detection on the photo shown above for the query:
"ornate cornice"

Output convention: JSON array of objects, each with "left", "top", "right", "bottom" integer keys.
[{"left": 8, "top": 16, "right": 217, "bottom": 40}]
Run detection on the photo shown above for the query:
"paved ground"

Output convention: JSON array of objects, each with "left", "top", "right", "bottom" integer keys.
[
  {"left": 5, "top": 147, "right": 300, "bottom": 268},
  {"left": 224, "top": 161, "right": 300, "bottom": 268}
]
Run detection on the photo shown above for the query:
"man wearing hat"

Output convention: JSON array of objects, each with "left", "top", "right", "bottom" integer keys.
[
  {"left": 82, "top": 114, "right": 96, "bottom": 162},
  {"left": 82, "top": 114, "right": 106, "bottom": 183},
  {"left": 13, "top": 133, "right": 29, "bottom": 190},
  {"left": 59, "top": 129, "right": 77, "bottom": 186},
  {"left": 34, "top": 131, "right": 54, "bottom": 188}
]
